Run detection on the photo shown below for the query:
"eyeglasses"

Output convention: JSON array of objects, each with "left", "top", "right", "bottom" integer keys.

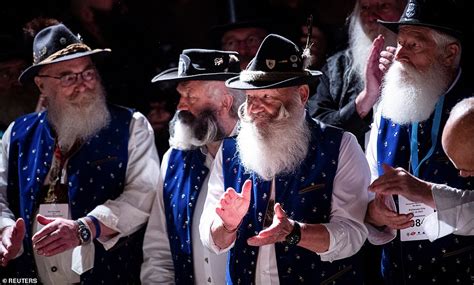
[
  {"left": 37, "top": 68, "right": 97, "bottom": 87},
  {"left": 222, "top": 35, "right": 263, "bottom": 50}
]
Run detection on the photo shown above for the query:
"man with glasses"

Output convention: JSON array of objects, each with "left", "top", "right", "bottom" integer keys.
[
  {"left": 0, "top": 24, "right": 159, "bottom": 284},
  {"left": 214, "top": 14, "right": 269, "bottom": 70}
]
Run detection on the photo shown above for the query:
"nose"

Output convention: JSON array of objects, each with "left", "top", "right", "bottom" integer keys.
[
  {"left": 367, "top": 8, "right": 379, "bottom": 23},
  {"left": 247, "top": 97, "right": 265, "bottom": 114},
  {"left": 176, "top": 97, "right": 189, "bottom": 111},
  {"left": 73, "top": 75, "right": 93, "bottom": 93},
  {"left": 394, "top": 45, "right": 409, "bottom": 63}
]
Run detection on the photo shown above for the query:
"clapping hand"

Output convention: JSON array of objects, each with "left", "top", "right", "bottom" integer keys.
[
  {"left": 32, "top": 215, "right": 80, "bottom": 257},
  {"left": 216, "top": 179, "right": 252, "bottom": 232},
  {"left": 247, "top": 203, "right": 294, "bottom": 246},
  {"left": 0, "top": 218, "right": 25, "bottom": 266}
]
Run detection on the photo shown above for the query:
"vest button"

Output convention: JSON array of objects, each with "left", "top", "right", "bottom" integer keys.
[{"left": 51, "top": 266, "right": 57, "bottom": 272}]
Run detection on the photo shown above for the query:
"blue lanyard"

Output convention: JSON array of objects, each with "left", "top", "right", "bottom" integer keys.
[{"left": 410, "top": 95, "right": 445, "bottom": 177}]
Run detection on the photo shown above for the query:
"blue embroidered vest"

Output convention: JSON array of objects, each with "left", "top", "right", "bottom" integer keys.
[
  {"left": 163, "top": 148, "right": 209, "bottom": 284},
  {"left": 376, "top": 74, "right": 474, "bottom": 284},
  {"left": 5, "top": 105, "right": 146, "bottom": 284},
  {"left": 222, "top": 117, "right": 364, "bottom": 285}
]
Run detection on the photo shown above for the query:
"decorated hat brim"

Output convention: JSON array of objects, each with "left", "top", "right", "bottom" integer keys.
[
  {"left": 225, "top": 70, "right": 322, "bottom": 90},
  {"left": 151, "top": 67, "right": 240, "bottom": 83},
  {"left": 19, "top": 49, "right": 110, "bottom": 84},
  {"left": 378, "top": 20, "right": 463, "bottom": 39}
]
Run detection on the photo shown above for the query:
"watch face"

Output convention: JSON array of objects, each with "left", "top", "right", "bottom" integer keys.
[
  {"left": 80, "top": 228, "right": 91, "bottom": 241},
  {"left": 77, "top": 220, "right": 91, "bottom": 244},
  {"left": 286, "top": 234, "right": 300, "bottom": 245}
]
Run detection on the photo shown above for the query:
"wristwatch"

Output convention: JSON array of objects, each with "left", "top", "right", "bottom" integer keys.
[
  {"left": 76, "top": 219, "right": 92, "bottom": 245},
  {"left": 285, "top": 221, "right": 301, "bottom": 245}
]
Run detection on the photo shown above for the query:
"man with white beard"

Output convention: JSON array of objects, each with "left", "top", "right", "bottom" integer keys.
[
  {"left": 140, "top": 49, "right": 244, "bottom": 284},
  {"left": 0, "top": 24, "right": 160, "bottom": 284},
  {"left": 308, "top": 0, "right": 406, "bottom": 147},
  {"left": 200, "top": 34, "right": 370, "bottom": 284},
  {"left": 364, "top": 0, "right": 474, "bottom": 284}
]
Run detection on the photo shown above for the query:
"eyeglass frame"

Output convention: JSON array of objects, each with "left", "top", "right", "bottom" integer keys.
[
  {"left": 36, "top": 67, "right": 98, "bottom": 87},
  {"left": 221, "top": 35, "right": 265, "bottom": 50}
]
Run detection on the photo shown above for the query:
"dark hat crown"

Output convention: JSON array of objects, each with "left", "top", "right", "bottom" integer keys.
[
  {"left": 225, "top": 34, "right": 322, "bottom": 90},
  {"left": 18, "top": 23, "right": 110, "bottom": 84},
  {"left": 151, "top": 49, "right": 240, "bottom": 83},
  {"left": 32, "top": 24, "right": 89, "bottom": 64},
  {"left": 246, "top": 34, "right": 304, "bottom": 73},
  {"left": 381, "top": 0, "right": 464, "bottom": 39},
  {"left": 178, "top": 49, "right": 240, "bottom": 77}
]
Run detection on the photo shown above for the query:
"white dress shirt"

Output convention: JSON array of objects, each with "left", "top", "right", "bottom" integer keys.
[
  {"left": 141, "top": 147, "right": 227, "bottom": 285},
  {"left": 199, "top": 132, "right": 369, "bottom": 284},
  {"left": 423, "top": 184, "right": 474, "bottom": 241},
  {"left": 0, "top": 111, "right": 160, "bottom": 284}
]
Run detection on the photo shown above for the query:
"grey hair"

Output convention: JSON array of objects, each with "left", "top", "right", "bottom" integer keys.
[
  {"left": 430, "top": 29, "right": 462, "bottom": 68},
  {"left": 205, "top": 81, "right": 245, "bottom": 119},
  {"left": 227, "top": 88, "right": 245, "bottom": 118}
]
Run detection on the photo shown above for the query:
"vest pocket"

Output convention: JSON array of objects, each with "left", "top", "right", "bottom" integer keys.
[
  {"left": 442, "top": 244, "right": 474, "bottom": 258},
  {"left": 298, "top": 183, "right": 325, "bottom": 194},
  {"left": 320, "top": 265, "right": 352, "bottom": 285}
]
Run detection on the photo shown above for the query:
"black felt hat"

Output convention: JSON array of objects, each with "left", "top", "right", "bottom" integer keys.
[
  {"left": 18, "top": 24, "right": 110, "bottom": 84},
  {"left": 225, "top": 34, "right": 322, "bottom": 90},
  {"left": 209, "top": 0, "right": 271, "bottom": 43},
  {"left": 379, "top": 0, "right": 464, "bottom": 40},
  {"left": 151, "top": 49, "right": 240, "bottom": 83}
]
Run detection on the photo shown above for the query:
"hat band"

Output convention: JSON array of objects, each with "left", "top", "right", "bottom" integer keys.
[
  {"left": 240, "top": 70, "right": 311, "bottom": 82},
  {"left": 34, "top": 43, "right": 92, "bottom": 64}
]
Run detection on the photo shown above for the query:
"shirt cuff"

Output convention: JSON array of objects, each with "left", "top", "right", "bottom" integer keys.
[
  {"left": 366, "top": 222, "right": 396, "bottom": 245},
  {"left": 203, "top": 220, "right": 235, "bottom": 254},
  {"left": 319, "top": 223, "right": 346, "bottom": 262},
  {"left": 0, "top": 216, "right": 15, "bottom": 230},
  {"left": 88, "top": 203, "right": 150, "bottom": 250}
]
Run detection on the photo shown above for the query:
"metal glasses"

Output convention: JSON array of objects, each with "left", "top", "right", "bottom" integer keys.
[{"left": 37, "top": 68, "right": 97, "bottom": 87}]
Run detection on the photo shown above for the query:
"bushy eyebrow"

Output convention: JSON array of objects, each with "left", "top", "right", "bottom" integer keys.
[{"left": 55, "top": 64, "right": 95, "bottom": 77}]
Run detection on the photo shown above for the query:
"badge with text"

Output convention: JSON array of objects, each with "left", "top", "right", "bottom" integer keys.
[
  {"left": 39, "top": 203, "right": 69, "bottom": 218},
  {"left": 398, "top": 195, "right": 435, "bottom": 241},
  {"left": 36, "top": 203, "right": 70, "bottom": 232}
]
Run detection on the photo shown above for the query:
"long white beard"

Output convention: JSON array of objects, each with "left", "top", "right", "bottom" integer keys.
[
  {"left": 47, "top": 86, "right": 110, "bottom": 151},
  {"left": 236, "top": 98, "right": 311, "bottom": 181},
  {"left": 380, "top": 61, "right": 451, "bottom": 125},
  {"left": 348, "top": 14, "right": 398, "bottom": 82}
]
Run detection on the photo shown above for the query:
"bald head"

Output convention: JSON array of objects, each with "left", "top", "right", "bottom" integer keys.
[{"left": 441, "top": 97, "right": 474, "bottom": 177}]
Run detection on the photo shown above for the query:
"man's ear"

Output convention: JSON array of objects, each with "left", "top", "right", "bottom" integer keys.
[
  {"left": 34, "top": 77, "right": 45, "bottom": 92},
  {"left": 298, "top": 85, "right": 310, "bottom": 105},
  {"left": 220, "top": 91, "right": 234, "bottom": 115},
  {"left": 442, "top": 42, "right": 461, "bottom": 67}
]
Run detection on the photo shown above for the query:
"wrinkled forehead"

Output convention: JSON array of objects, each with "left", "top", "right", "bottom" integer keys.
[
  {"left": 39, "top": 56, "right": 94, "bottom": 74},
  {"left": 398, "top": 25, "right": 435, "bottom": 39},
  {"left": 245, "top": 87, "right": 295, "bottom": 97}
]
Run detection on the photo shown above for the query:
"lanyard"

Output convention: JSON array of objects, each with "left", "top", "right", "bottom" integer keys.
[{"left": 410, "top": 95, "right": 445, "bottom": 177}]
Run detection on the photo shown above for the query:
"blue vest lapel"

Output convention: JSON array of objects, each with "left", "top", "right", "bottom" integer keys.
[{"left": 163, "top": 148, "right": 209, "bottom": 284}]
